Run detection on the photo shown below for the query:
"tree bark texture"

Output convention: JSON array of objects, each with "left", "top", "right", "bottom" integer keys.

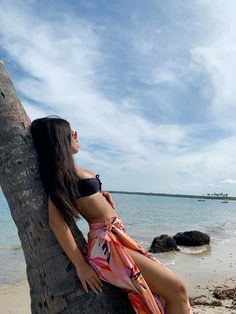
[{"left": 0, "top": 61, "right": 134, "bottom": 313}]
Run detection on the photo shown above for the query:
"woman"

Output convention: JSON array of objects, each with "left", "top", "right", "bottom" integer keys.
[{"left": 30, "top": 116, "right": 192, "bottom": 314}]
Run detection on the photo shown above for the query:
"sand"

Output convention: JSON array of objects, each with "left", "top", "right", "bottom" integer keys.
[
  {"left": 1, "top": 237, "right": 235, "bottom": 313},
  {"left": 1, "top": 276, "right": 235, "bottom": 313},
  {"left": 1, "top": 275, "right": 235, "bottom": 313},
  {"left": 0, "top": 279, "right": 30, "bottom": 314}
]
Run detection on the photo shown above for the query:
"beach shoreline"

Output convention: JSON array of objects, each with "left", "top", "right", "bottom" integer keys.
[
  {"left": 1, "top": 235, "right": 236, "bottom": 314},
  {"left": 1, "top": 232, "right": 236, "bottom": 313},
  {"left": 1, "top": 194, "right": 235, "bottom": 313},
  {"left": 1, "top": 275, "right": 235, "bottom": 313}
]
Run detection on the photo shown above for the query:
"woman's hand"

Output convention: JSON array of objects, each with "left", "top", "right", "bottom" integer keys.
[
  {"left": 75, "top": 261, "right": 103, "bottom": 294},
  {"left": 102, "top": 191, "right": 115, "bottom": 209}
]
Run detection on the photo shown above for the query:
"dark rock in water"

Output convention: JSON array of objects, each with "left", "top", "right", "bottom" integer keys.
[
  {"left": 173, "top": 231, "right": 210, "bottom": 246},
  {"left": 149, "top": 235, "right": 180, "bottom": 253}
]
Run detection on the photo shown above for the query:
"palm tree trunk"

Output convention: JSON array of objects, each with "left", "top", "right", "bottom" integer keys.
[{"left": 0, "top": 60, "right": 133, "bottom": 313}]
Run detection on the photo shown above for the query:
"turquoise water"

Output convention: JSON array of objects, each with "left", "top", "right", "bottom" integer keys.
[
  {"left": 1, "top": 191, "right": 236, "bottom": 285},
  {"left": 78, "top": 193, "right": 236, "bottom": 244}
]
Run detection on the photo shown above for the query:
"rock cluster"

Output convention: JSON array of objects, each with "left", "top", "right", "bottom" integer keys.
[{"left": 149, "top": 231, "right": 210, "bottom": 253}]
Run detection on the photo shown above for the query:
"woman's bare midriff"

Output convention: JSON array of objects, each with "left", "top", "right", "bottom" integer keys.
[{"left": 76, "top": 191, "right": 117, "bottom": 224}]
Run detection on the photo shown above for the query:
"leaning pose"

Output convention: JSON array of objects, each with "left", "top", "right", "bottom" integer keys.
[{"left": 30, "top": 116, "right": 192, "bottom": 314}]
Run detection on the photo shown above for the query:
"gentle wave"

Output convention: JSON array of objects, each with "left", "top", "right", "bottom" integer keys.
[
  {"left": 0, "top": 244, "right": 22, "bottom": 251},
  {"left": 204, "top": 221, "right": 236, "bottom": 239},
  {"left": 211, "top": 238, "right": 225, "bottom": 244},
  {"left": 178, "top": 245, "right": 209, "bottom": 254}
]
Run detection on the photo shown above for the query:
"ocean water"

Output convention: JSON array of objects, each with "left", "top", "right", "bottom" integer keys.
[{"left": 1, "top": 191, "right": 236, "bottom": 285}]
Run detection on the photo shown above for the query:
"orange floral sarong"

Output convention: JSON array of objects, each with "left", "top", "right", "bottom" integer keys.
[{"left": 83, "top": 216, "right": 165, "bottom": 314}]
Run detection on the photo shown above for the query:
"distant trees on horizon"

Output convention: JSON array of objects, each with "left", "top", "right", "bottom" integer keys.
[{"left": 205, "top": 193, "right": 228, "bottom": 197}]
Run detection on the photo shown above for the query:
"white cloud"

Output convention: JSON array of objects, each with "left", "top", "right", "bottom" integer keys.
[
  {"left": 0, "top": 1, "right": 236, "bottom": 195},
  {"left": 222, "top": 179, "right": 236, "bottom": 185},
  {"left": 0, "top": 2, "right": 190, "bottom": 152},
  {"left": 23, "top": 100, "right": 50, "bottom": 120},
  {"left": 190, "top": 0, "right": 236, "bottom": 128}
]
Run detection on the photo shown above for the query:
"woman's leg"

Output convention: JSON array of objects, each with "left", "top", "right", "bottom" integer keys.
[{"left": 123, "top": 246, "right": 191, "bottom": 314}]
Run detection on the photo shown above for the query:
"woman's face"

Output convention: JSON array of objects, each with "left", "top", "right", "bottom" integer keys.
[{"left": 71, "top": 130, "right": 79, "bottom": 154}]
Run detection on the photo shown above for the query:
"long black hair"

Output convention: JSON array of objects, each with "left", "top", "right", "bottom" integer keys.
[{"left": 30, "top": 115, "right": 81, "bottom": 226}]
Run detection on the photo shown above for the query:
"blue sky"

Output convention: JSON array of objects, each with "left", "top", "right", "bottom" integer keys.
[{"left": 1, "top": 0, "right": 236, "bottom": 195}]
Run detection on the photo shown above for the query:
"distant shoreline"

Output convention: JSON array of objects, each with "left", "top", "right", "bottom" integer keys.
[{"left": 108, "top": 190, "right": 236, "bottom": 200}]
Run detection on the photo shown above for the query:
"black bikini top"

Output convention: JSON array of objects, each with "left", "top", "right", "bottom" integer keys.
[{"left": 77, "top": 174, "right": 102, "bottom": 198}]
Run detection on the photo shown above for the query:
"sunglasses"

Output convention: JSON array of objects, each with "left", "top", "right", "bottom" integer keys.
[{"left": 71, "top": 130, "right": 78, "bottom": 140}]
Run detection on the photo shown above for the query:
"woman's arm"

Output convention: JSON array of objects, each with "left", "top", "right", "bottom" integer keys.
[
  {"left": 48, "top": 209, "right": 85, "bottom": 268},
  {"left": 48, "top": 197, "right": 103, "bottom": 294}
]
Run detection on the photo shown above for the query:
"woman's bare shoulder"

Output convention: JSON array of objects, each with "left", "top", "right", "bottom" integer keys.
[{"left": 75, "top": 165, "right": 96, "bottom": 179}]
